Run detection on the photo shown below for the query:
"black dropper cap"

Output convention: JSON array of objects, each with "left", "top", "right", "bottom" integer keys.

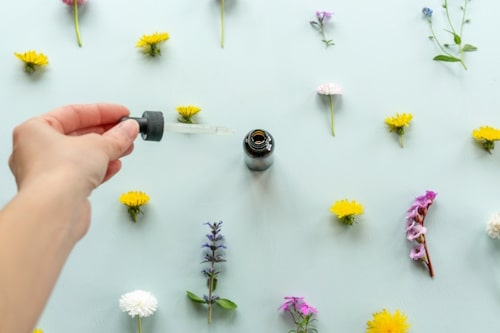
[{"left": 120, "top": 111, "right": 164, "bottom": 141}]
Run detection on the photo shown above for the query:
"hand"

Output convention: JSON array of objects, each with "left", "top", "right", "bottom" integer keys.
[{"left": 8, "top": 103, "right": 139, "bottom": 239}]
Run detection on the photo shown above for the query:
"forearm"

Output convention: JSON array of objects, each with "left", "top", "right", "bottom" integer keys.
[{"left": 0, "top": 175, "right": 83, "bottom": 333}]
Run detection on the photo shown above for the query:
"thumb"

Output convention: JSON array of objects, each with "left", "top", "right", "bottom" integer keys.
[{"left": 101, "top": 119, "right": 139, "bottom": 160}]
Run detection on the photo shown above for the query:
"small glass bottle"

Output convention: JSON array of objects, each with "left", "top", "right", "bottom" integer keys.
[{"left": 243, "top": 129, "right": 275, "bottom": 171}]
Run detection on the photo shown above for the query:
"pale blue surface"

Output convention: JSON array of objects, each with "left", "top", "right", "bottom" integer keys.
[{"left": 1, "top": 0, "right": 500, "bottom": 332}]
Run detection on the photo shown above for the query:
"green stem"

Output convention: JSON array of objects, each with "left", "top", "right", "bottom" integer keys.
[
  {"left": 443, "top": 0, "right": 467, "bottom": 70},
  {"left": 221, "top": 0, "right": 225, "bottom": 48},
  {"left": 444, "top": 0, "right": 457, "bottom": 35},
  {"left": 328, "top": 95, "right": 335, "bottom": 137},
  {"left": 458, "top": 0, "right": 469, "bottom": 70},
  {"left": 73, "top": 0, "right": 82, "bottom": 47},
  {"left": 137, "top": 316, "right": 143, "bottom": 333},
  {"left": 207, "top": 262, "right": 215, "bottom": 323},
  {"left": 428, "top": 20, "right": 453, "bottom": 56},
  {"left": 399, "top": 134, "right": 404, "bottom": 148}
]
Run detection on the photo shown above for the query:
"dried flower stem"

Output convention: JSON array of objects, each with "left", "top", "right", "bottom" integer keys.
[
  {"left": 420, "top": 214, "right": 434, "bottom": 278},
  {"left": 73, "top": 0, "right": 82, "bottom": 47}
]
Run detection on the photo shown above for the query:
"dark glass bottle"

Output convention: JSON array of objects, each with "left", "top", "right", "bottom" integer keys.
[{"left": 243, "top": 129, "right": 275, "bottom": 171}]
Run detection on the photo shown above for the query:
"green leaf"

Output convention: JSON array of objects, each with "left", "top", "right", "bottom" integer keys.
[
  {"left": 462, "top": 44, "right": 478, "bottom": 52},
  {"left": 433, "top": 55, "right": 461, "bottom": 62},
  {"left": 215, "top": 298, "right": 238, "bottom": 310},
  {"left": 207, "top": 277, "right": 218, "bottom": 291},
  {"left": 453, "top": 33, "right": 461, "bottom": 44},
  {"left": 186, "top": 291, "right": 206, "bottom": 304}
]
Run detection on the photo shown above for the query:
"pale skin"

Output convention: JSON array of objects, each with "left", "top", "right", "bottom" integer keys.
[{"left": 0, "top": 104, "right": 139, "bottom": 333}]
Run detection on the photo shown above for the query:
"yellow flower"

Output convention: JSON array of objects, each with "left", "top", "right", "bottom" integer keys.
[
  {"left": 366, "top": 309, "right": 410, "bottom": 333},
  {"left": 14, "top": 50, "right": 49, "bottom": 73},
  {"left": 176, "top": 105, "right": 202, "bottom": 123},
  {"left": 119, "top": 191, "right": 150, "bottom": 222},
  {"left": 33, "top": 329, "right": 43, "bottom": 333},
  {"left": 330, "top": 199, "right": 364, "bottom": 225},
  {"left": 472, "top": 126, "right": 500, "bottom": 154},
  {"left": 136, "top": 32, "right": 170, "bottom": 57},
  {"left": 385, "top": 113, "right": 413, "bottom": 148}
]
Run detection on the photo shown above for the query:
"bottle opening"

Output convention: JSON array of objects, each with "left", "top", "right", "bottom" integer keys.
[{"left": 248, "top": 130, "right": 270, "bottom": 151}]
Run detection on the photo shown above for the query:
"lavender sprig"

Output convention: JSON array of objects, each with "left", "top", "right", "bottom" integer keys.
[
  {"left": 310, "top": 11, "right": 335, "bottom": 48},
  {"left": 187, "top": 221, "right": 237, "bottom": 323},
  {"left": 406, "top": 191, "right": 437, "bottom": 278}
]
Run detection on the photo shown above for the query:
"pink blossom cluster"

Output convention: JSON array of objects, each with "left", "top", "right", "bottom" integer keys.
[
  {"left": 406, "top": 190, "right": 437, "bottom": 277},
  {"left": 315, "top": 11, "right": 333, "bottom": 21},
  {"left": 279, "top": 296, "right": 318, "bottom": 316},
  {"left": 62, "top": 0, "right": 87, "bottom": 5}
]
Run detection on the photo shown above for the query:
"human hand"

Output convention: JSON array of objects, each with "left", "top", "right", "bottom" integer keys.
[{"left": 8, "top": 103, "right": 139, "bottom": 239}]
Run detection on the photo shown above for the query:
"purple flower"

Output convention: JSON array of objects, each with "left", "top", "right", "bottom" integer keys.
[
  {"left": 422, "top": 7, "right": 433, "bottom": 18},
  {"left": 410, "top": 244, "right": 426, "bottom": 260},
  {"left": 406, "top": 223, "right": 427, "bottom": 241}
]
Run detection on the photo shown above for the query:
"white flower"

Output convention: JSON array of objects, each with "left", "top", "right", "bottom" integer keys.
[
  {"left": 119, "top": 290, "right": 158, "bottom": 318},
  {"left": 487, "top": 213, "right": 500, "bottom": 239},
  {"left": 316, "top": 83, "right": 342, "bottom": 95}
]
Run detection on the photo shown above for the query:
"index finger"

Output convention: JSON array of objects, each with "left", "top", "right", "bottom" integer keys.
[{"left": 40, "top": 103, "right": 130, "bottom": 134}]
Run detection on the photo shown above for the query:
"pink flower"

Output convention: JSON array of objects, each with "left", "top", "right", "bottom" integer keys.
[
  {"left": 414, "top": 190, "right": 437, "bottom": 207},
  {"left": 62, "top": 0, "right": 87, "bottom": 5},
  {"left": 406, "top": 223, "right": 427, "bottom": 241},
  {"left": 299, "top": 304, "right": 318, "bottom": 315},
  {"left": 316, "top": 11, "right": 333, "bottom": 20},
  {"left": 316, "top": 83, "right": 342, "bottom": 96},
  {"left": 279, "top": 296, "right": 304, "bottom": 312},
  {"left": 410, "top": 244, "right": 426, "bottom": 260}
]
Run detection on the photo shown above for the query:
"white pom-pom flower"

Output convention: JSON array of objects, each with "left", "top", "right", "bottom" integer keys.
[
  {"left": 316, "top": 82, "right": 342, "bottom": 96},
  {"left": 119, "top": 290, "right": 158, "bottom": 318},
  {"left": 487, "top": 213, "right": 500, "bottom": 239}
]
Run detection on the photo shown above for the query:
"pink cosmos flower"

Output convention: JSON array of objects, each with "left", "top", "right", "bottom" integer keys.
[
  {"left": 410, "top": 244, "right": 426, "bottom": 260},
  {"left": 62, "top": 0, "right": 87, "bottom": 5}
]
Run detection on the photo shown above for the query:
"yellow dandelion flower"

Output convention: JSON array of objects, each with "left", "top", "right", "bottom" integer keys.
[
  {"left": 119, "top": 191, "right": 150, "bottom": 222},
  {"left": 136, "top": 32, "right": 170, "bottom": 57},
  {"left": 472, "top": 126, "right": 500, "bottom": 154},
  {"left": 385, "top": 113, "right": 413, "bottom": 148},
  {"left": 176, "top": 105, "right": 202, "bottom": 123},
  {"left": 14, "top": 50, "right": 49, "bottom": 73},
  {"left": 33, "top": 329, "right": 43, "bottom": 333},
  {"left": 366, "top": 309, "right": 410, "bottom": 333},
  {"left": 330, "top": 199, "right": 364, "bottom": 225}
]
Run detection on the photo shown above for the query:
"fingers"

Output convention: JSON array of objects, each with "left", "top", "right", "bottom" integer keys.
[
  {"left": 42, "top": 104, "right": 130, "bottom": 134},
  {"left": 99, "top": 119, "right": 139, "bottom": 161},
  {"left": 102, "top": 160, "right": 122, "bottom": 183}
]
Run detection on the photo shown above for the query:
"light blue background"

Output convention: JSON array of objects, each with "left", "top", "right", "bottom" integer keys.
[{"left": 1, "top": 0, "right": 500, "bottom": 332}]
